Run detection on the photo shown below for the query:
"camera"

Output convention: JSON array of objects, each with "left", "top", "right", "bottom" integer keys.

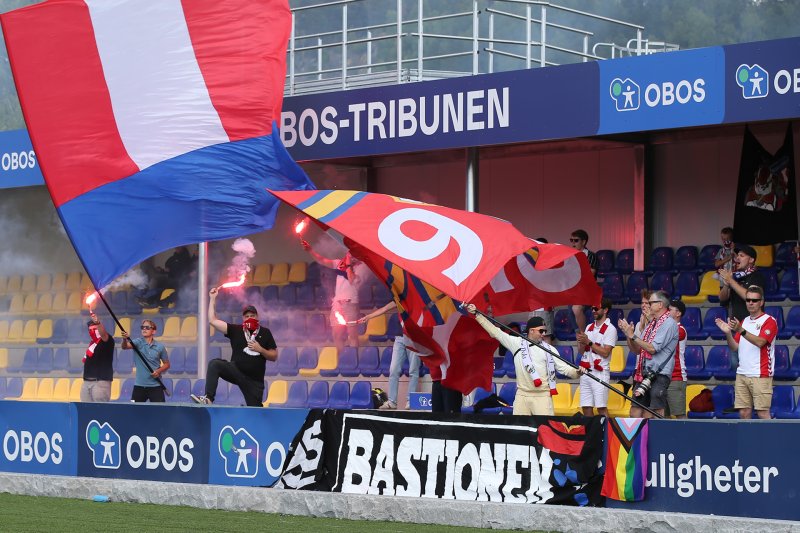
[{"left": 634, "top": 370, "right": 657, "bottom": 397}]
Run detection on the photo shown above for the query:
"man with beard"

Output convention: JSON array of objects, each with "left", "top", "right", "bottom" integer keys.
[
  {"left": 576, "top": 298, "right": 617, "bottom": 417},
  {"left": 718, "top": 244, "right": 765, "bottom": 321}
]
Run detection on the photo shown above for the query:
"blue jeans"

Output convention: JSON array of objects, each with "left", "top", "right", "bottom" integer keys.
[{"left": 388, "top": 335, "right": 419, "bottom": 405}]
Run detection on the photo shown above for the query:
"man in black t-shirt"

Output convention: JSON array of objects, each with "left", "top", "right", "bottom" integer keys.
[
  {"left": 718, "top": 244, "right": 765, "bottom": 321},
  {"left": 570, "top": 229, "right": 598, "bottom": 332},
  {"left": 81, "top": 312, "right": 115, "bottom": 402},
  {"left": 191, "top": 288, "right": 277, "bottom": 407}
]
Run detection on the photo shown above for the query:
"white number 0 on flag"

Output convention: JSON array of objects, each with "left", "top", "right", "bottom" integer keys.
[{"left": 377, "top": 208, "right": 483, "bottom": 286}]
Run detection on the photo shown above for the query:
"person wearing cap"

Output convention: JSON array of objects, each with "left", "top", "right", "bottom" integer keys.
[
  {"left": 81, "top": 312, "right": 115, "bottom": 402},
  {"left": 466, "top": 304, "right": 585, "bottom": 416},
  {"left": 718, "top": 244, "right": 765, "bottom": 321},
  {"left": 666, "top": 299, "right": 688, "bottom": 419},
  {"left": 191, "top": 288, "right": 277, "bottom": 406},
  {"left": 575, "top": 298, "right": 617, "bottom": 417}
]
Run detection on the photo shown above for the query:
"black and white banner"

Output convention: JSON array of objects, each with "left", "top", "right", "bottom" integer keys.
[{"left": 276, "top": 411, "right": 605, "bottom": 506}]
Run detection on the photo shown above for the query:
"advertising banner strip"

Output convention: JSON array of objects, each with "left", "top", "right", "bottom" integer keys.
[{"left": 0, "top": 401, "right": 76, "bottom": 476}]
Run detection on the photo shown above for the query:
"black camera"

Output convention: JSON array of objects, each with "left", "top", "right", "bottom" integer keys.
[{"left": 634, "top": 370, "right": 657, "bottom": 397}]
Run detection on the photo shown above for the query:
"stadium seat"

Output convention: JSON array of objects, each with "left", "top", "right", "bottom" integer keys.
[
  {"left": 357, "top": 282, "right": 374, "bottom": 310},
  {"left": 492, "top": 352, "right": 506, "bottom": 378},
  {"left": 463, "top": 384, "right": 496, "bottom": 414},
  {"left": 763, "top": 305, "right": 788, "bottom": 339},
  {"left": 600, "top": 273, "right": 626, "bottom": 304},
  {"left": 607, "top": 346, "right": 627, "bottom": 378},
  {"left": 786, "top": 306, "right": 800, "bottom": 339},
  {"left": 21, "top": 274, "right": 36, "bottom": 293},
  {"left": 686, "top": 385, "right": 716, "bottom": 419},
  {"left": 552, "top": 383, "right": 574, "bottom": 416},
  {"left": 774, "top": 345, "right": 798, "bottom": 380},
  {"left": 36, "top": 347, "right": 54, "bottom": 374},
  {"left": 172, "top": 378, "right": 191, "bottom": 403},
  {"left": 53, "top": 348, "right": 70, "bottom": 373},
  {"left": 682, "top": 271, "right": 719, "bottom": 304},
  {"left": 169, "top": 346, "right": 186, "bottom": 374},
  {"left": 52, "top": 378, "right": 71, "bottom": 402},
  {"left": 284, "top": 381, "right": 309, "bottom": 408},
  {"left": 179, "top": 316, "right": 197, "bottom": 341},
  {"left": 358, "top": 346, "right": 381, "bottom": 377},
  {"left": 301, "top": 346, "right": 337, "bottom": 377},
  {"left": 0, "top": 348, "right": 7, "bottom": 371},
  {"left": 615, "top": 249, "right": 634, "bottom": 275},
  {"left": 115, "top": 378, "right": 135, "bottom": 403},
  {"left": 625, "top": 272, "right": 649, "bottom": 303},
  {"left": 705, "top": 346, "right": 736, "bottom": 381},
  {"left": 251, "top": 264, "right": 271, "bottom": 286},
  {"left": 36, "top": 319, "right": 53, "bottom": 344},
  {"left": 328, "top": 381, "right": 351, "bottom": 409},
  {"left": 379, "top": 346, "right": 393, "bottom": 376},
  {"left": 115, "top": 350, "right": 134, "bottom": 375},
  {"left": 185, "top": 346, "right": 202, "bottom": 375},
  {"left": 36, "top": 378, "right": 54, "bottom": 401},
  {"left": 595, "top": 249, "right": 615, "bottom": 274},
  {"left": 0, "top": 321, "right": 8, "bottom": 343},
  {"left": 276, "top": 346, "right": 299, "bottom": 376},
  {"left": 306, "top": 262, "right": 322, "bottom": 287},
  {"left": 17, "top": 378, "right": 38, "bottom": 401},
  {"left": 752, "top": 245, "right": 774, "bottom": 268},
  {"left": 334, "top": 347, "right": 360, "bottom": 377},
  {"left": 349, "top": 381, "right": 373, "bottom": 409},
  {"left": 65, "top": 292, "right": 82, "bottom": 314},
  {"left": 360, "top": 315, "right": 387, "bottom": 343},
  {"left": 21, "top": 293, "right": 38, "bottom": 315},
  {"left": 295, "top": 284, "right": 316, "bottom": 310},
  {"left": 270, "top": 263, "right": 289, "bottom": 285},
  {"left": 771, "top": 385, "right": 795, "bottom": 418},
  {"left": 713, "top": 385, "right": 738, "bottom": 419},
  {"left": 674, "top": 246, "right": 698, "bottom": 272},
  {"left": 680, "top": 307, "right": 704, "bottom": 340},
  {"left": 0, "top": 378, "right": 7, "bottom": 400},
  {"left": 0, "top": 276, "right": 8, "bottom": 296},
  {"left": 288, "top": 261, "right": 307, "bottom": 284},
  {"left": 698, "top": 245, "right": 722, "bottom": 271},
  {"left": 50, "top": 273, "right": 66, "bottom": 292},
  {"left": 36, "top": 293, "right": 54, "bottom": 316},
  {"left": 5, "top": 275, "right": 22, "bottom": 294},
  {"left": 294, "top": 346, "right": 317, "bottom": 376},
  {"left": 20, "top": 347, "right": 38, "bottom": 373},
  {"left": 610, "top": 350, "right": 636, "bottom": 380},
  {"left": 160, "top": 316, "right": 181, "bottom": 342},
  {"left": 761, "top": 268, "right": 783, "bottom": 301},
  {"left": 500, "top": 350, "right": 517, "bottom": 379},
  {"left": 674, "top": 272, "right": 700, "bottom": 299},
  {"left": 67, "top": 348, "right": 84, "bottom": 374},
  {"left": 555, "top": 346, "right": 574, "bottom": 379},
  {"left": 684, "top": 345, "right": 712, "bottom": 380},
  {"left": 307, "top": 380, "right": 329, "bottom": 408},
  {"left": 483, "top": 382, "right": 517, "bottom": 415},
  {"left": 648, "top": 247, "right": 674, "bottom": 272},
  {"left": 112, "top": 318, "right": 132, "bottom": 339},
  {"left": 373, "top": 284, "right": 393, "bottom": 307},
  {"left": 606, "top": 384, "right": 632, "bottom": 418},
  {"left": 775, "top": 242, "right": 795, "bottom": 268},
  {"left": 5, "top": 377, "right": 23, "bottom": 400},
  {"left": 224, "top": 385, "right": 246, "bottom": 406},
  {"left": 701, "top": 307, "right": 728, "bottom": 339},
  {"left": 650, "top": 271, "right": 674, "bottom": 295},
  {"left": 7, "top": 295, "right": 24, "bottom": 315},
  {"left": 553, "top": 309, "right": 576, "bottom": 341},
  {"left": 306, "top": 313, "right": 329, "bottom": 343},
  {"left": 385, "top": 313, "right": 403, "bottom": 338},
  {"left": 278, "top": 285, "right": 297, "bottom": 308},
  {"left": 780, "top": 269, "right": 800, "bottom": 302}
]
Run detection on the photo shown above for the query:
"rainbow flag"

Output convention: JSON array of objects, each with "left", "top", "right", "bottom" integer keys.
[{"left": 601, "top": 417, "right": 649, "bottom": 501}]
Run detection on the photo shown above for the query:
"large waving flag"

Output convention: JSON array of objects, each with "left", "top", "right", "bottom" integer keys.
[
  {"left": 1, "top": 0, "right": 315, "bottom": 289},
  {"left": 272, "top": 190, "right": 601, "bottom": 393}
]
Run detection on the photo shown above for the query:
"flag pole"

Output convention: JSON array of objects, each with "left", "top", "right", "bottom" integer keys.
[
  {"left": 94, "top": 290, "right": 170, "bottom": 396},
  {"left": 470, "top": 307, "right": 663, "bottom": 419}
]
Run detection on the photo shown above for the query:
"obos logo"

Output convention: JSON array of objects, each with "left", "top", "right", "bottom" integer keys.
[
  {"left": 736, "top": 64, "right": 769, "bottom": 99},
  {"left": 219, "top": 426, "right": 258, "bottom": 478},
  {"left": 3, "top": 429, "right": 63, "bottom": 465},
  {"left": 610, "top": 77, "right": 706, "bottom": 110},
  {"left": 85, "top": 420, "right": 194, "bottom": 472}
]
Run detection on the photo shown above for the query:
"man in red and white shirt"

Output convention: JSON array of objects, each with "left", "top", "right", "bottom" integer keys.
[
  {"left": 576, "top": 298, "right": 617, "bottom": 417},
  {"left": 716, "top": 285, "right": 777, "bottom": 420},
  {"left": 667, "top": 299, "right": 688, "bottom": 419}
]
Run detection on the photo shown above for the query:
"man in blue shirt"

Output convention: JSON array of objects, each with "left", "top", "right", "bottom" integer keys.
[{"left": 122, "top": 319, "right": 170, "bottom": 402}]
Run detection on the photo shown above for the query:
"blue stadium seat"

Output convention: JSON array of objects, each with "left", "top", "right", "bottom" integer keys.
[
  {"left": 501, "top": 351, "right": 516, "bottom": 379},
  {"left": 0, "top": 378, "right": 6, "bottom": 400},
  {"left": 306, "top": 262, "right": 322, "bottom": 286},
  {"left": 372, "top": 284, "right": 393, "bottom": 307},
  {"left": 20, "top": 348, "right": 38, "bottom": 374},
  {"left": 111, "top": 291, "right": 129, "bottom": 315},
  {"left": 53, "top": 348, "right": 70, "bottom": 373},
  {"left": 379, "top": 347, "right": 393, "bottom": 376},
  {"left": 674, "top": 272, "right": 700, "bottom": 298},
  {"left": 780, "top": 269, "right": 800, "bottom": 302},
  {"left": 116, "top": 350, "right": 134, "bottom": 375},
  {"left": 284, "top": 381, "right": 309, "bottom": 408},
  {"left": 115, "top": 378, "right": 135, "bottom": 403},
  {"left": 555, "top": 346, "right": 574, "bottom": 379},
  {"left": 277, "top": 347, "right": 299, "bottom": 376},
  {"left": 306, "top": 313, "right": 329, "bottom": 343},
  {"left": 786, "top": 306, "right": 800, "bottom": 339},
  {"left": 67, "top": 318, "right": 86, "bottom": 344},
  {"left": 771, "top": 385, "right": 795, "bottom": 418},
  {"left": 674, "top": 246, "right": 698, "bottom": 272},
  {"left": 50, "top": 318, "right": 69, "bottom": 345},
  {"left": 775, "top": 241, "right": 796, "bottom": 268},
  {"left": 5, "top": 377, "right": 22, "bottom": 399},
  {"left": 278, "top": 285, "right": 297, "bottom": 308},
  {"left": 648, "top": 247, "right": 674, "bottom": 272},
  {"left": 698, "top": 244, "right": 722, "bottom": 271},
  {"left": 358, "top": 346, "right": 381, "bottom": 377},
  {"left": 773, "top": 345, "right": 798, "bottom": 380},
  {"left": 701, "top": 307, "right": 728, "bottom": 340},
  {"left": 357, "top": 282, "right": 374, "bottom": 310},
  {"left": 493, "top": 350, "right": 507, "bottom": 378},
  {"left": 706, "top": 346, "right": 736, "bottom": 381},
  {"left": 762, "top": 268, "right": 783, "bottom": 301},
  {"left": 553, "top": 309, "right": 576, "bottom": 341},
  {"left": 684, "top": 345, "right": 712, "bottom": 380},
  {"left": 307, "top": 381, "right": 329, "bottom": 408},
  {"left": 600, "top": 273, "right": 626, "bottom": 304},
  {"left": 595, "top": 249, "right": 615, "bottom": 274},
  {"left": 463, "top": 384, "right": 496, "bottom": 413},
  {"left": 765, "top": 305, "right": 789, "bottom": 340},
  {"left": 483, "top": 382, "right": 517, "bottom": 414},
  {"left": 169, "top": 347, "right": 186, "bottom": 374},
  {"left": 295, "top": 284, "right": 317, "bottom": 310},
  {"left": 314, "top": 285, "right": 332, "bottom": 308},
  {"left": 625, "top": 272, "right": 649, "bottom": 303},
  {"left": 268, "top": 314, "right": 288, "bottom": 340},
  {"left": 262, "top": 285, "right": 279, "bottom": 306},
  {"left": 615, "top": 249, "right": 634, "bottom": 275},
  {"left": 680, "top": 307, "right": 704, "bottom": 340},
  {"left": 284, "top": 314, "right": 307, "bottom": 343},
  {"left": 323, "top": 347, "right": 357, "bottom": 377},
  {"left": 384, "top": 316, "right": 403, "bottom": 341},
  {"left": 610, "top": 352, "right": 636, "bottom": 380},
  {"left": 349, "top": 381, "right": 373, "bottom": 409},
  {"left": 626, "top": 307, "right": 642, "bottom": 326},
  {"left": 650, "top": 271, "right": 674, "bottom": 295},
  {"left": 225, "top": 385, "right": 246, "bottom": 406},
  {"left": 185, "top": 346, "right": 203, "bottom": 375},
  {"left": 36, "top": 348, "right": 54, "bottom": 374},
  {"left": 172, "top": 379, "right": 191, "bottom": 403},
  {"left": 607, "top": 309, "right": 624, "bottom": 329},
  {"left": 191, "top": 379, "right": 206, "bottom": 398},
  {"left": 212, "top": 381, "right": 229, "bottom": 404},
  {"left": 297, "top": 347, "right": 318, "bottom": 374},
  {"left": 714, "top": 384, "right": 739, "bottom": 419}
]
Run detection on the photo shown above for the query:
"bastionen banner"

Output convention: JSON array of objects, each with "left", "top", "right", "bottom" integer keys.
[{"left": 276, "top": 410, "right": 605, "bottom": 506}]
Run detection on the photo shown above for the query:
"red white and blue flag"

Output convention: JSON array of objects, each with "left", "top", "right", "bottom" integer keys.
[{"left": 1, "top": 0, "right": 315, "bottom": 289}]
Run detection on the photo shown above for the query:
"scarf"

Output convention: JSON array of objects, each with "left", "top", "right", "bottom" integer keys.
[
  {"left": 519, "top": 339, "right": 558, "bottom": 395},
  {"left": 732, "top": 265, "right": 756, "bottom": 280},
  {"left": 84, "top": 326, "right": 102, "bottom": 363},
  {"left": 243, "top": 326, "right": 261, "bottom": 356},
  {"left": 634, "top": 311, "right": 670, "bottom": 382},
  {"left": 580, "top": 321, "right": 607, "bottom": 372}
]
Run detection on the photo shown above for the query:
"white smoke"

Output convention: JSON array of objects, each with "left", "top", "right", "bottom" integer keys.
[
  {"left": 106, "top": 267, "right": 149, "bottom": 291},
  {"left": 228, "top": 238, "right": 256, "bottom": 278}
]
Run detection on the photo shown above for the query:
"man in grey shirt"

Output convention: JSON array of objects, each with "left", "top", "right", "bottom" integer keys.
[{"left": 617, "top": 290, "right": 679, "bottom": 418}]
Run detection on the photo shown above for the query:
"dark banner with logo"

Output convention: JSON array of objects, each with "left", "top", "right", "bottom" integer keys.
[
  {"left": 0, "top": 401, "right": 76, "bottom": 476},
  {"left": 75, "top": 403, "right": 210, "bottom": 484},
  {"left": 277, "top": 410, "right": 605, "bottom": 506}
]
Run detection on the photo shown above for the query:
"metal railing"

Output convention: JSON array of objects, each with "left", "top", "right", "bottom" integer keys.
[{"left": 285, "top": 0, "right": 677, "bottom": 96}]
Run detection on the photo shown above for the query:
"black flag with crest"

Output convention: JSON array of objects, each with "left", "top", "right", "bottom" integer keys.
[{"left": 733, "top": 125, "right": 797, "bottom": 245}]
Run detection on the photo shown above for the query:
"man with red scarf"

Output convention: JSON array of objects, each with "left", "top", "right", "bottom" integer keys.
[
  {"left": 81, "top": 311, "right": 115, "bottom": 402},
  {"left": 618, "top": 290, "right": 679, "bottom": 419},
  {"left": 191, "top": 288, "right": 277, "bottom": 406}
]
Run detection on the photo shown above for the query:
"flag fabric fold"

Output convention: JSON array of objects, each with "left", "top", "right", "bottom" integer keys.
[{"left": 2, "top": 0, "right": 315, "bottom": 289}]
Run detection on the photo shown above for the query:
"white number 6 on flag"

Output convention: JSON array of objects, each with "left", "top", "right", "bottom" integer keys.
[{"left": 377, "top": 208, "right": 483, "bottom": 286}]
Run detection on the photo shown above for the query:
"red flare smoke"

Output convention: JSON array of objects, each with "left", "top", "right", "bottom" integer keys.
[
  {"left": 294, "top": 217, "right": 309, "bottom": 234},
  {"left": 219, "top": 272, "right": 247, "bottom": 290},
  {"left": 85, "top": 293, "right": 98, "bottom": 306}
]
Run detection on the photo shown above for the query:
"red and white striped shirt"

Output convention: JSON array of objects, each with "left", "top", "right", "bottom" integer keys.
[
  {"left": 734, "top": 313, "right": 778, "bottom": 378},
  {"left": 671, "top": 324, "right": 687, "bottom": 381}
]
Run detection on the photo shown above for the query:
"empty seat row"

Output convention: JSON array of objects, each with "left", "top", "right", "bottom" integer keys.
[
  {"left": 264, "top": 345, "right": 428, "bottom": 379},
  {"left": 0, "top": 272, "right": 92, "bottom": 297}
]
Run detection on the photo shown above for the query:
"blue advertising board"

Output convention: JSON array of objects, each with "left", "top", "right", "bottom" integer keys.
[
  {"left": 75, "top": 403, "right": 210, "bottom": 484},
  {"left": 607, "top": 419, "right": 800, "bottom": 521},
  {"left": 0, "top": 129, "right": 42, "bottom": 189},
  {"left": 206, "top": 407, "right": 309, "bottom": 487},
  {"left": 0, "top": 401, "right": 76, "bottom": 476}
]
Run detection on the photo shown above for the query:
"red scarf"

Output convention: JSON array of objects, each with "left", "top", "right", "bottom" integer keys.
[
  {"left": 580, "top": 322, "right": 607, "bottom": 371},
  {"left": 84, "top": 326, "right": 102, "bottom": 363},
  {"left": 634, "top": 311, "right": 670, "bottom": 382}
]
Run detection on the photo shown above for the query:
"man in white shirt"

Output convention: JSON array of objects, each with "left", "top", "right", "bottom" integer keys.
[
  {"left": 576, "top": 298, "right": 617, "bottom": 417},
  {"left": 715, "top": 285, "right": 777, "bottom": 420}
]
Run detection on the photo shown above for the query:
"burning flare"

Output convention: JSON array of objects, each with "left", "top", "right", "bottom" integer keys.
[
  {"left": 334, "top": 311, "right": 347, "bottom": 326},
  {"left": 85, "top": 292, "right": 98, "bottom": 307},
  {"left": 219, "top": 272, "right": 247, "bottom": 290},
  {"left": 294, "top": 217, "right": 309, "bottom": 235}
]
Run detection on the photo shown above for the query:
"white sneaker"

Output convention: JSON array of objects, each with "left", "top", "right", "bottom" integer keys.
[
  {"left": 404, "top": 401, "right": 411, "bottom": 410},
  {"left": 190, "top": 394, "right": 212, "bottom": 405},
  {"left": 379, "top": 400, "right": 396, "bottom": 410}
]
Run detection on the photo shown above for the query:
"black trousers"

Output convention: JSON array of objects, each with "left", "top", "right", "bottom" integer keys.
[
  {"left": 206, "top": 359, "right": 265, "bottom": 407},
  {"left": 431, "top": 381, "right": 463, "bottom": 414},
  {"left": 132, "top": 385, "right": 165, "bottom": 403}
]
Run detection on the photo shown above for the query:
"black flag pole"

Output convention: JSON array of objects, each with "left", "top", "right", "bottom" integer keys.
[{"left": 468, "top": 307, "right": 663, "bottom": 419}]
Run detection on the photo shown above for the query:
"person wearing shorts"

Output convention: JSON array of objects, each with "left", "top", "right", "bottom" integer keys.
[
  {"left": 666, "top": 299, "right": 688, "bottom": 418},
  {"left": 576, "top": 298, "right": 617, "bottom": 417}
]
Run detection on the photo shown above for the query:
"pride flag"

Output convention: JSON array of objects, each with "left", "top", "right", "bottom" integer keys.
[
  {"left": 1, "top": 0, "right": 315, "bottom": 289},
  {"left": 601, "top": 417, "right": 649, "bottom": 501}
]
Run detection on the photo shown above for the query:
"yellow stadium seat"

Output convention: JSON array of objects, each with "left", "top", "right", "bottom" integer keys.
[
  {"left": 752, "top": 245, "right": 773, "bottom": 267},
  {"left": 269, "top": 263, "right": 289, "bottom": 285},
  {"left": 609, "top": 346, "right": 626, "bottom": 373},
  {"left": 681, "top": 271, "right": 719, "bottom": 304},
  {"left": 113, "top": 317, "right": 132, "bottom": 339},
  {"left": 35, "top": 274, "right": 52, "bottom": 293},
  {"left": 160, "top": 316, "right": 181, "bottom": 342},
  {"left": 8, "top": 294, "right": 25, "bottom": 314},
  {"left": 22, "top": 293, "right": 38, "bottom": 315},
  {"left": 51, "top": 292, "right": 68, "bottom": 314},
  {"left": 179, "top": 316, "right": 197, "bottom": 341},
  {"left": 37, "top": 319, "right": 53, "bottom": 344},
  {"left": 606, "top": 384, "right": 632, "bottom": 418},
  {"left": 36, "top": 293, "right": 54, "bottom": 314},
  {"left": 69, "top": 379, "right": 83, "bottom": 402},
  {"left": 252, "top": 264, "right": 272, "bottom": 286},
  {"left": 0, "top": 276, "right": 7, "bottom": 295},
  {"left": 0, "top": 348, "right": 8, "bottom": 369},
  {"left": 552, "top": 383, "right": 574, "bottom": 416},
  {"left": 142, "top": 289, "right": 174, "bottom": 314},
  {"left": 0, "top": 322, "right": 9, "bottom": 343},
  {"left": 21, "top": 274, "right": 36, "bottom": 293},
  {"left": 6, "top": 275, "right": 22, "bottom": 293},
  {"left": 65, "top": 272, "right": 82, "bottom": 291},
  {"left": 263, "top": 380, "right": 287, "bottom": 407},
  {"left": 80, "top": 273, "right": 93, "bottom": 292},
  {"left": 288, "top": 262, "right": 307, "bottom": 283},
  {"left": 568, "top": 386, "right": 582, "bottom": 413},
  {"left": 18, "top": 378, "right": 38, "bottom": 401},
  {"left": 51, "top": 272, "right": 66, "bottom": 292},
  {"left": 21, "top": 320, "right": 38, "bottom": 343},
  {"left": 52, "top": 378, "right": 71, "bottom": 402},
  {"left": 358, "top": 315, "right": 387, "bottom": 343},
  {"left": 300, "top": 346, "right": 337, "bottom": 377},
  {"left": 65, "top": 292, "right": 82, "bottom": 314},
  {"left": 685, "top": 384, "right": 707, "bottom": 414},
  {"left": 36, "top": 378, "right": 54, "bottom": 401},
  {"left": 7, "top": 320, "right": 24, "bottom": 343},
  {"left": 110, "top": 379, "right": 121, "bottom": 401}
]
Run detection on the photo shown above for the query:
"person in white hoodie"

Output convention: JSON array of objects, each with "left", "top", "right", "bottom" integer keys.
[{"left": 465, "top": 304, "right": 584, "bottom": 415}]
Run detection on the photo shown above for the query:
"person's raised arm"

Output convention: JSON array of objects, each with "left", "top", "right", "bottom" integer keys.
[
  {"left": 301, "top": 240, "right": 339, "bottom": 269},
  {"left": 355, "top": 301, "right": 397, "bottom": 324},
  {"left": 208, "top": 287, "right": 227, "bottom": 333},
  {"left": 90, "top": 312, "right": 110, "bottom": 342}
]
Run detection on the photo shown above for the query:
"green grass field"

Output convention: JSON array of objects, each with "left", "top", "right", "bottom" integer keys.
[{"left": 0, "top": 493, "right": 533, "bottom": 532}]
